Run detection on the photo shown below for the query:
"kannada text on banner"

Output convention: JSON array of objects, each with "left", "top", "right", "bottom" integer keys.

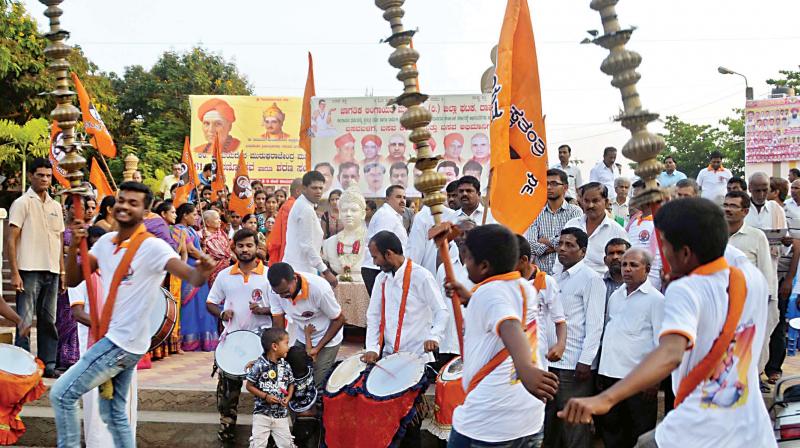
[
  {"left": 189, "top": 95, "right": 306, "bottom": 186},
  {"left": 309, "top": 94, "right": 491, "bottom": 198},
  {"left": 745, "top": 96, "right": 800, "bottom": 163}
]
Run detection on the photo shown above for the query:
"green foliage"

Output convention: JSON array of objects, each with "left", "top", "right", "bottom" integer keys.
[
  {"left": 0, "top": 117, "right": 50, "bottom": 165},
  {"left": 659, "top": 109, "right": 745, "bottom": 179},
  {"left": 767, "top": 70, "right": 800, "bottom": 91}
]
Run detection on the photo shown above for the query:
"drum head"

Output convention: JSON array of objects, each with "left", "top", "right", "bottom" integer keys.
[
  {"left": 0, "top": 343, "right": 37, "bottom": 376},
  {"left": 215, "top": 331, "right": 262, "bottom": 377},
  {"left": 440, "top": 356, "right": 463, "bottom": 382},
  {"left": 147, "top": 288, "right": 169, "bottom": 333},
  {"left": 289, "top": 369, "right": 318, "bottom": 413},
  {"left": 790, "top": 318, "right": 800, "bottom": 331},
  {"left": 366, "top": 352, "right": 426, "bottom": 398},
  {"left": 325, "top": 353, "right": 366, "bottom": 394}
]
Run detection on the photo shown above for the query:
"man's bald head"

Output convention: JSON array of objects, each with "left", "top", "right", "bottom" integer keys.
[
  {"left": 289, "top": 178, "right": 303, "bottom": 197},
  {"left": 622, "top": 247, "right": 652, "bottom": 290}
]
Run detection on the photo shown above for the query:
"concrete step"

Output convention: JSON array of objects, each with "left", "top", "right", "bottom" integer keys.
[{"left": 17, "top": 406, "right": 253, "bottom": 448}]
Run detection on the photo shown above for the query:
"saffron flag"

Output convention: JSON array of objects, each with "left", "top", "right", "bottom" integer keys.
[
  {"left": 49, "top": 121, "right": 70, "bottom": 189},
  {"left": 299, "top": 52, "right": 315, "bottom": 171},
  {"left": 211, "top": 134, "right": 226, "bottom": 202},
  {"left": 89, "top": 157, "right": 114, "bottom": 203},
  {"left": 229, "top": 151, "right": 255, "bottom": 218},
  {"left": 71, "top": 72, "right": 116, "bottom": 158},
  {"left": 173, "top": 136, "right": 199, "bottom": 208},
  {"left": 488, "top": 0, "right": 548, "bottom": 234}
]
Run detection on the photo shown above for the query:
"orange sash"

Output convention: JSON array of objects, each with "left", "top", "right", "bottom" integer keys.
[
  {"left": 378, "top": 259, "right": 414, "bottom": 354},
  {"left": 673, "top": 258, "right": 746, "bottom": 408},
  {"left": 465, "top": 271, "right": 534, "bottom": 394},
  {"left": 89, "top": 230, "right": 153, "bottom": 343}
]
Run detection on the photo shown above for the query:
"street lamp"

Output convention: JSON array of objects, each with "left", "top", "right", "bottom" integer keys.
[{"left": 718, "top": 66, "right": 754, "bottom": 100}]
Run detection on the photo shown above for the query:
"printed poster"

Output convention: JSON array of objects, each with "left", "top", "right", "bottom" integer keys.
[{"left": 745, "top": 96, "right": 800, "bottom": 163}]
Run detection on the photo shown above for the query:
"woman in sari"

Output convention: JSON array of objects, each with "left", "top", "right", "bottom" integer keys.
[
  {"left": 175, "top": 203, "right": 219, "bottom": 352},
  {"left": 93, "top": 196, "right": 116, "bottom": 231},
  {"left": 201, "top": 210, "right": 232, "bottom": 287},
  {"left": 156, "top": 201, "right": 187, "bottom": 355},
  {"left": 320, "top": 189, "right": 343, "bottom": 238}
]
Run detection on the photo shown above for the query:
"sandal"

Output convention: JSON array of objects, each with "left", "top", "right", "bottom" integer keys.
[{"left": 768, "top": 372, "right": 781, "bottom": 384}]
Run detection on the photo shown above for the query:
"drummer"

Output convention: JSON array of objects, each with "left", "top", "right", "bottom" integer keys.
[
  {"left": 267, "top": 262, "right": 346, "bottom": 388},
  {"left": 206, "top": 228, "right": 273, "bottom": 445},
  {"left": 54, "top": 182, "right": 216, "bottom": 448},
  {"left": 363, "top": 230, "right": 448, "bottom": 448}
]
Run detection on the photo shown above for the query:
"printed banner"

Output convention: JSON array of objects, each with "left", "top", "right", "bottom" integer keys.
[
  {"left": 309, "top": 94, "right": 491, "bottom": 198},
  {"left": 189, "top": 95, "right": 306, "bottom": 186},
  {"left": 745, "top": 96, "right": 800, "bottom": 163}
]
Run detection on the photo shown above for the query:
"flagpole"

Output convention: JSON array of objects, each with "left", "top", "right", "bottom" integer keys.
[
  {"left": 482, "top": 168, "right": 493, "bottom": 226},
  {"left": 99, "top": 152, "right": 117, "bottom": 190}
]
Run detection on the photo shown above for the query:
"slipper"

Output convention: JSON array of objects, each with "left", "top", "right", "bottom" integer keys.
[{"left": 768, "top": 373, "right": 781, "bottom": 384}]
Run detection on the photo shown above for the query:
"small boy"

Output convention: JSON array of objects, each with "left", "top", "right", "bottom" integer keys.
[
  {"left": 286, "top": 345, "right": 320, "bottom": 448},
  {"left": 246, "top": 328, "right": 296, "bottom": 448}
]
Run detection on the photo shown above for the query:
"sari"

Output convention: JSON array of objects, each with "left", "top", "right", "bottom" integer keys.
[
  {"left": 176, "top": 224, "right": 219, "bottom": 352},
  {"left": 204, "top": 228, "right": 231, "bottom": 287}
]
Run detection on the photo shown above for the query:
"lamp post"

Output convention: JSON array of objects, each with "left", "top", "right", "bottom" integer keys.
[{"left": 718, "top": 66, "right": 754, "bottom": 100}]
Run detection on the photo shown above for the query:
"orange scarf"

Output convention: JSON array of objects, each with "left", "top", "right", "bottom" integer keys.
[{"left": 378, "top": 259, "right": 414, "bottom": 354}]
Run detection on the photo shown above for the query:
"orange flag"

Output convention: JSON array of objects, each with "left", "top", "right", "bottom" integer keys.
[
  {"left": 229, "top": 151, "right": 255, "bottom": 217},
  {"left": 173, "top": 136, "right": 199, "bottom": 208},
  {"left": 488, "top": 0, "right": 548, "bottom": 234},
  {"left": 299, "top": 52, "right": 315, "bottom": 171},
  {"left": 211, "top": 134, "right": 226, "bottom": 202},
  {"left": 89, "top": 157, "right": 114, "bottom": 203},
  {"left": 49, "top": 121, "right": 70, "bottom": 189},
  {"left": 71, "top": 72, "right": 116, "bottom": 158}
]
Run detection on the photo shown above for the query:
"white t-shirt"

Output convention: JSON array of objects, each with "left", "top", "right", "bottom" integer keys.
[
  {"left": 90, "top": 230, "right": 179, "bottom": 355},
  {"left": 207, "top": 262, "right": 272, "bottom": 332},
  {"left": 452, "top": 277, "right": 544, "bottom": 443},
  {"left": 655, "top": 260, "right": 775, "bottom": 448},
  {"left": 696, "top": 167, "right": 732, "bottom": 204},
  {"left": 436, "top": 258, "right": 474, "bottom": 355},
  {"left": 268, "top": 272, "right": 343, "bottom": 347}
]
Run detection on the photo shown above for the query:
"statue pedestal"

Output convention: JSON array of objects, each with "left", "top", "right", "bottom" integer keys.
[{"left": 333, "top": 282, "right": 370, "bottom": 328}]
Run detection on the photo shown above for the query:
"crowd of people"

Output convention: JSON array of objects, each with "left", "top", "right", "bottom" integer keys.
[{"left": 0, "top": 145, "right": 789, "bottom": 447}]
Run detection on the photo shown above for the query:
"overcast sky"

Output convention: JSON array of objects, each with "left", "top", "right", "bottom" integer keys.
[{"left": 22, "top": 0, "right": 799, "bottom": 177}]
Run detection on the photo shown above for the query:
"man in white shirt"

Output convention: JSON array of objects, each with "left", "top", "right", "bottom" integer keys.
[
  {"left": 159, "top": 163, "right": 182, "bottom": 199},
  {"left": 283, "top": 171, "right": 338, "bottom": 288},
  {"left": 656, "top": 156, "right": 686, "bottom": 188},
  {"left": 725, "top": 191, "right": 774, "bottom": 292},
  {"left": 435, "top": 219, "right": 476, "bottom": 362},
  {"left": 559, "top": 198, "right": 775, "bottom": 448},
  {"left": 589, "top": 146, "right": 619, "bottom": 201},
  {"left": 456, "top": 175, "right": 495, "bottom": 224},
  {"left": 55, "top": 182, "right": 215, "bottom": 448},
  {"left": 611, "top": 177, "right": 631, "bottom": 227},
  {"left": 361, "top": 184, "right": 408, "bottom": 295},
  {"left": 551, "top": 144, "right": 583, "bottom": 201},
  {"left": 407, "top": 204, "right": 459, "bottom": 277},
  {"left": 626, "top": 181, "right": 663, "bottom": 290},
  {"left": 268, "top": 262, "right": 346, "bottom": 388},
  {"left": 443, "top": 224, "right": 559, "bottom": 446},
  {"left": 596, "top": 248, "right": 664, "bottom": 448},
  {"left": 559, "top": 182, "right": 629, "bottom": 275},
  {"left": 695, "top": 150, "right": 732, "bottom": 204},
  {"left": 206, "top": 228, "right": 273, "bottom": 444},
  {"left": 544, "top": 227, "right": 606, "bottom": 448},
  {"left": 363, "top": 231, "right": 448, "bottom": 447}
]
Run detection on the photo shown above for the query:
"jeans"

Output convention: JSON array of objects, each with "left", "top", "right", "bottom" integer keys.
[
  {"left": 595, "top": 375, "right": 657, "bottom": 448},
  {"left": 543, "top": 368, "right": 595, "bottom": 448},
  {"left": 15, "top": 270, "right": 59, "bottom": 370},
  {"left": 448, "top": 429, "right": 543, "bottom": 447},
  {"left": 50, "top": 337, "right": 142, "bottom": 448}
]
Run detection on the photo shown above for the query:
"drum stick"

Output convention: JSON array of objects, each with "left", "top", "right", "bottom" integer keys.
[
  {"left": 433, "top": 228, "right": 465, "bottom": 357},
  {"left": 371, "top": 362, "right": 397, "bottom": 379}
]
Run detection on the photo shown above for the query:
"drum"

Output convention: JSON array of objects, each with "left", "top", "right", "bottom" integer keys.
[
  {"left": 325, "top": 353, "right": 367, "bottom": 395},
  {"left": 214, "top": 330, "right": 262, "bottom": 379},
  {"left": 148, "top": 287, "right": 178, "bottom": 351},
  {"left": 428, "top": 356, "right": 466, "bottom": 439},
  {"left": 0, "top": 343, "right": 46, "bottom": 445},
  {"left": 289, "top": 367, "right": 318, "bottom": 413},
  {"left": 365, "top": 352, "right": 427, "bottom": 398}
]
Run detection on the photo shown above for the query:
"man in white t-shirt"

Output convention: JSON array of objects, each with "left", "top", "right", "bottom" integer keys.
[
  {"left": 443, "top": 224, "right": 559, "bottom": 446},
  {"left": 268, "top": 262, "right": 345, "bottom": 388},
  {"left": 559, "top": 198, "right": 775, "bottom": 448},
  {"left": 695, "top": 151, "right": 732, "bottom": 204},
  {"left": 362, "top": 184, "right": 408, "bottom": 295},
  {"left": 206, "top": 228, "right": 273, "bottom": 444},
  {"left": 53, "top": 182, "right": 215, "bottom": 448}
]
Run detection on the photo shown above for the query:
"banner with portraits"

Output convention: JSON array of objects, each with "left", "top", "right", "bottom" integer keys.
[
  {"left": 309, "top": 94, "right": 491, "bottom": 198},
  {"left": 189, "top": 95, "right": 306, "bottom": 186},
  {"left": 745, "top": 96, "right": 800, "bottom": 163}
]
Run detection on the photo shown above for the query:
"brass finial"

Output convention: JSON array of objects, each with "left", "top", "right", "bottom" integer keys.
[
  {"left": 587, "top": 0, "right": 666, "bottom": 208},
  {"left": 123, "top": 153, "right": 140, "bottom": 182}
]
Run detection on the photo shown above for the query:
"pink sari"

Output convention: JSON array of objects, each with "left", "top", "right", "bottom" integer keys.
[{"left": 204, "top": 229, "right": 231, "bottom": 287}]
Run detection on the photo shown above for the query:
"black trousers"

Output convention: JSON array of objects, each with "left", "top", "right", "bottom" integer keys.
[
  {"left": 543, "top": 368, "right": 595, "bottom": 448},
  {"left": 595, "top": 375, "right": 657, "bottom": 448},
  {"left": 766, "top": 294, "right": 789, "bottom": 375},
  {"left": 362, "top": 267, "right": 381, "bottom": 297}
]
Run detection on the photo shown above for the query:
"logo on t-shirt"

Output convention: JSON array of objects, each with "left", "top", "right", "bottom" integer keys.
[
  {"left": 638, "top": 229, "right": 651, "bottom": 243},
  {"left": 301, "top": 311, "right": 315, "bottom": 318},
  {"left": 251, "top": 289, "right": 263, "bottom": 303},
  {"left": 700, "top": 321, "right": 755, "bottom": 409}
]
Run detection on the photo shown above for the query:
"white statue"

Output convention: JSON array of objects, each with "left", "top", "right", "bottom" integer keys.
[{"left": 322, "top": 187, "right": 368, "bottom": 282}]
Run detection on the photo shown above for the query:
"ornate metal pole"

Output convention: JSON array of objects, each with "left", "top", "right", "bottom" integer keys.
[
  {"left": 375, "top": 0, "right": 465, "bottom": 355},
  {"left": 588, "top": 0, "right": 666, "bottom": 208}
]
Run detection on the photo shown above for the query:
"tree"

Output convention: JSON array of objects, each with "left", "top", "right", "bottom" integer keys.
[
  {"left": 0, "top": 117, "right": 50, "bottom": 166},
  {"left": 659, "top": 109, "right": 744, "bottom": 179},
  {"left": 767, "top": 69, "right": 800, "bottom": 92}
]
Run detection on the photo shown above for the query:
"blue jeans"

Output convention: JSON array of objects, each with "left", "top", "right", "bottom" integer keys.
[
  {"left": 50, "top": 337, "right": 142, "bottom": 448},
  {"left": 15, "top": 270, "right": 59, "bottom": 370},
  {"left": 448, "top": 429, "right": 543, "bottom": 448}
]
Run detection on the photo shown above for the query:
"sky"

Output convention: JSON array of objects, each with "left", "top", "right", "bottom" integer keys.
[{"left": 22, "top": 0, "right": 799, "bottom": 178}]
